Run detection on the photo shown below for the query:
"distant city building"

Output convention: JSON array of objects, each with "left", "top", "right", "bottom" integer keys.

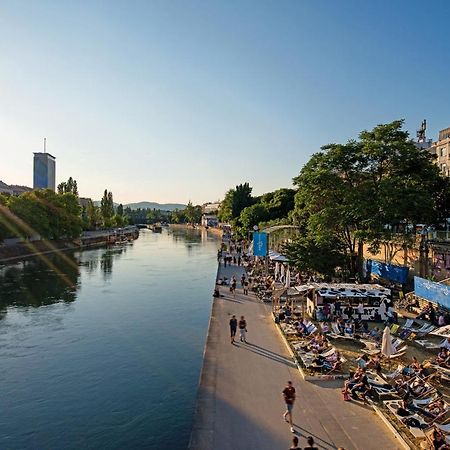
[
  {"left": 202, "top": 202, "right": 221, "bottom": 214},
  {"left": 33, "top": 152, "right": 56, "bottom": 191},
  {"left": 9, "top": 185, "right": 33, "bottom": 196},
  {"left": 201, "top": 214, "right": 219, "bottom": 227},
  {"left": 415, "top": 119, "right": 433, "bottom": 150},
  {"left": 0, "top": 180, "right": 13, "bottom": 195},
  {"left": 79, "top": 197, "right": 91, "bottom": 208},
  {"left": 428, "top": 126, "right": 450, "bottom": 177},
  {"left": 0, "top": 181, "right": 32, "bottom": 196}
]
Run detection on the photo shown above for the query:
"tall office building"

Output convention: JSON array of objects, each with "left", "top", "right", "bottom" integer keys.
[{"left": 33, "top": 152, "right": 56, "bottom": 191}]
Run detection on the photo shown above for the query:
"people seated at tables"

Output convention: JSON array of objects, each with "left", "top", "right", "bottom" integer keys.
[
  {"left": 322, "top": 303, "right": 331, "bottom": 321},
  {"left": 344, "top": 322, "right": 354, "bottom": 336},
  {"left": 336, "top": 317, "right": 345, "bottom": 335},
  {"left": 321, "top": 322, "right": 330, "bottom": 334},
  {"left": 416, "top": 301, "right": 435, "bottom": 322}
]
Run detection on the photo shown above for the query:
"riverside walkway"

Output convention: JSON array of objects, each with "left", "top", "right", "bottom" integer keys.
[{"left": 189, "top": 263, "right": 403, "bottom": 450}]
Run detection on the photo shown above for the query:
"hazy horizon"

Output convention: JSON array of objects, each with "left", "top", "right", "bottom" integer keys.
[{"left": 1, "top": 0, "right": 449, "bottom": 204}]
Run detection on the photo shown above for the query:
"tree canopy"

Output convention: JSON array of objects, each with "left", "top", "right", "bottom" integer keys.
[{"left": 286, "top": 120, "right": 447, "bottom": 278}]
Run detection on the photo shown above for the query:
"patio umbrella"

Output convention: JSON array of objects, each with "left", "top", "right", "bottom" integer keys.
[
  {"left": 275, "top": 262, "right": 280, "bottom": 281},
  {"left": 381, "top": 326, "right": 395, "bottom": 358},
  {"left": 285, "top": 267, "right": 291, "bottom": 289},
  {"left": 280, "top": 264, "right": 285, "bottom": 282}
]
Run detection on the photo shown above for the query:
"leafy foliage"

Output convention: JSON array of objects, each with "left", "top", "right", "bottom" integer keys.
[{"left": 289, "top": 120, "right": 447, "bottom": 277}]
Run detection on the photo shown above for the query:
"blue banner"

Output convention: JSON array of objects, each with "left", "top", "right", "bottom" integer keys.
[
  {"left": 368, "top": 260, "right": 409, "bottom": 284},
  {"left": 414, "top": 276, "right": 450, "bottom": 309},
  {"left": 253, "top": 232, "right": 268, "bottom": 257}
]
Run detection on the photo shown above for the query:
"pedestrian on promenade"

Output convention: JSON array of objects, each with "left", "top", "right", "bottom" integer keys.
[
  {"left": 239, "top": 315, "right": 247, "bottom": 342},
  {"left": 282, "top": 381, "right": 296, "bottom": 433},
  {"left": 230, "top": 276, "right": 237, "bottom": 298},
  {"left": 243, "top": 279, "right": 249, "bottom": 295},
  {"left": 304, "top": 436, "right": 318, "bottom": 450},
  {"left": 241, "top": 274, "right": 245, "bottom": 288},
  {"left": 229, "top": 315, "right": 237, "bottom": 344},
  {"left": 289, "top": 436, "right": 300, "bottom": 449}
]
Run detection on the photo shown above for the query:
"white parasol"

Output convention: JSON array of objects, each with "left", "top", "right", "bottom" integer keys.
[
  {"left": 381, "top": 326, "right": 395, "bottom": 358},
  {"left": 275, "top": 262, "right": 280, "bottom": 281},
  {"left": 285, "top": 267, "right": 291, "bottom": 289}
]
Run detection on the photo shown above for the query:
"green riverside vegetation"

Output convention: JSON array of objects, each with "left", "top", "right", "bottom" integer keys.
[{"left": 218, "top": 120, "right": 450, "bottom": 280}]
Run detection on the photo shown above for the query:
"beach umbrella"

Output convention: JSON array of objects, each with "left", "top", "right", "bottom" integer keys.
[
  {"left": 285, "top": 267, "right": 291, "bottom": 289},
  {"left": 275, "top": 262, "right": 280, "bottom": 281},
  {"left": 381, "top": 326, "right": 395, "bottom": 358}
]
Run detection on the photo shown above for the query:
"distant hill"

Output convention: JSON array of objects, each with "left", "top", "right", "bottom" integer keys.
[
  {"left": 124, "top": 201, "right": 186, "bottom": 211},
  {"left": 93, "top": 200, "right": 186, "bottom": 211}
]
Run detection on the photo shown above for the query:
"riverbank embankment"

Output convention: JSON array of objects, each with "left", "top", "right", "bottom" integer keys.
[
  {"left": 0, "top": 228, "right": 139, "bottom": 264},
  {"left": 189, "top": 262, "right": 402, "bottom": 450}
]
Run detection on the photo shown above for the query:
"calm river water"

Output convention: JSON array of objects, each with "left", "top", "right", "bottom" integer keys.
[{"left": 0, "top": 228, "right": 219, "bottom": 449}]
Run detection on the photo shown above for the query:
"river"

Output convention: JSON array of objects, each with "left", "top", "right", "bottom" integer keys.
[{"left": 0, "top": 227, "right": 219, "bottom": 449}]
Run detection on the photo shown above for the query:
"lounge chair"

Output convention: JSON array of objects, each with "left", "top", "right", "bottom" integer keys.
[
  {"left": 385, "top": 364, "right": 405, "bottom": 380},
  {"left": 402, "top": 318, "right": 416, "bottom": 330},
  {"left": 416, "top": 339, "right": 445, "bottom": 349}
]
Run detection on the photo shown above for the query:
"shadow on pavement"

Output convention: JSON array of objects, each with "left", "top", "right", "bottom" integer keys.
[
  {"left": 293, "top": 425, "right": 337, "bottom": 450},
  {"left": 235, "top": 341, "right": 297, "bottom": 368}
]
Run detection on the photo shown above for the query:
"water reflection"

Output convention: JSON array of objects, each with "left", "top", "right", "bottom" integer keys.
[{"left": 0, "top": 244, "right": 129, "bottom": 314}]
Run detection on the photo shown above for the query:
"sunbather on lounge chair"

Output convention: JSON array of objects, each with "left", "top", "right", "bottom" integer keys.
[{"left": 436, "top": 348, "right": 449, "bottom": 366}]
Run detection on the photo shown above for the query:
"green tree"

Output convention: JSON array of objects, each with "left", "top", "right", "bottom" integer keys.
[
  {"left": 100, "top": 189, "right": 114, "bottom": 228},
  {"left": 218, "top": 183, "right": 253, "bottom": 222},
  {"left": 239, "top": 203, "right": 269, "bottom": 232},
  {"left": 291, "top": 120, "right": 445, "bottom": 277},
  {"left": 117, "top": 203, "right": 124, "bottom": 216},
  {"left": 185, "top": 201, "right": 202, "bottom": 225},
  {"left": 57, "top": 177, "right": 78, "bottom": 196}
]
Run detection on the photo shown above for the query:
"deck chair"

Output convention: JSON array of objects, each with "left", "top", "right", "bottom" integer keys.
[
  {"left": 437, "top": 422, "right": 450, "bottom": 434},
  {"left": 416, "top": 339, "right": 445, "bottom": 349},
  {"left": 402, "top": 318, "right": 415, "bottom": 329},
  {"left": 385, "top": 364, "right": 405, "bottom": 380}
]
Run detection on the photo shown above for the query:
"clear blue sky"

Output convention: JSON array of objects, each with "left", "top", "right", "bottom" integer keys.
[{"left": 1, "top": 0, "right": 449, "bottom": 204}]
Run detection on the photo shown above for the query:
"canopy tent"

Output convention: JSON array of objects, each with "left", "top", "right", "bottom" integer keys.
[{"left": 268, "top": 249, "right": 289, "bottom": 262}]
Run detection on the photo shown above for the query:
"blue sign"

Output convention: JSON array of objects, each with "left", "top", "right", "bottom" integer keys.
[
  {"left": 368, "top": 260, "right": 409, "bottom": 284},
  {"left": 253, "top": 232, "right": 268, "bottom": 257},
  {"left": 414, "top": 276, "right": 450, "bottom": 309}
]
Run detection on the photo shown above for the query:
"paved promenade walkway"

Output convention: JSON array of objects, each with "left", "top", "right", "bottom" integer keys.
[{"left": 190, "top": 263, "right": 402, "bottom": 450}]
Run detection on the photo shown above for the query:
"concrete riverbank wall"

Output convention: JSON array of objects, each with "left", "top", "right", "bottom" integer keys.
[{"left": 0, "top": 228, "right": 139, "bottom": 264}]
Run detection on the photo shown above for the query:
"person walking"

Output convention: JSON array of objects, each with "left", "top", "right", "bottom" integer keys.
[
  {"left": 231, "top": 276, "right": 237, "bottom": 298},
  {"left": 282, "top": 381, "right": 296, "bottom": 433},
  {"left": 229, "top": 315, "right": 237, "bottom": 344},
  {"left": 239, "top": 316, "right": 247, "bottom": 342}
]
